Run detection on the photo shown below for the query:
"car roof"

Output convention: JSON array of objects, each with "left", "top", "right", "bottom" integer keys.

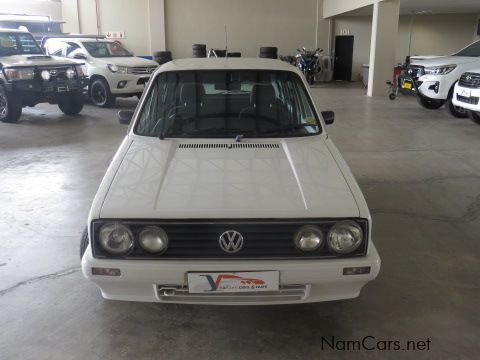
[
  {"left": 46, "top": 37, "right": 111, "bottom": 43},
  {"left": 159, "top": 58, "right": 299, "bottom": 72},
  {"left": 0, "top": 28, "right": 29, "bottom": 33}
]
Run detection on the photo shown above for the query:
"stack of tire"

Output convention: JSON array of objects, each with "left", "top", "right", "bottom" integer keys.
[
  {"left": 259, "top": 47, "right": 278, "bottom": 59},
  {"left": 153, "top": 51, "right": 172, "bottom": 65},
  {"left": 192, "top": 44, "right": 207, "bottom": 58},
  {"left": 210, "top": 49, "right": 227, "bottom": 58},
  {"left": 227, "top": 52, "right": 241, "bottom": 58}
]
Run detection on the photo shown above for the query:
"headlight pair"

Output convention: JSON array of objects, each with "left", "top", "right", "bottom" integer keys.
[
  {"left": 294, "top": 220, "right": 363, "bottom": 254},
  {"left": 107, "top": 64, "right": 128, "bottom": 74},
  {"left": 4, "top": 67, "right": 35, "bottom": 80},
  {"left": 98, "top": 223, "right": 168, "bottom": 255},
  {"left": 424, "top": 64, "right": 456, "bottom": 75}
]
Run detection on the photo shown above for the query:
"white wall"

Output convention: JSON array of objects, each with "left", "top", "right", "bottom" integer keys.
[
  {"left": 0, "top": 0, "right": 62, "bottom": 20},
  {"left": 165, "top": 0, "right": 331, "bottom": 59},
  {"left": 334, "top": 13, "right": 479, "bottom": 81}
]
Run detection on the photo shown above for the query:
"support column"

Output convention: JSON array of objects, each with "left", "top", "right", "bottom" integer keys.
[
  {"left": 367, "top": 0, "right": 400, "bottom": 97},
  {"left": 147, "top": 0, "right": 166, "bottom": 56}
]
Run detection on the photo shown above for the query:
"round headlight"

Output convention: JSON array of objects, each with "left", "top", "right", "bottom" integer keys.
[
  {"left": 41, "top": 70, "right": 51, "bottom": 81},
  {"left": 294, "top": 225, "right": 324, "bottom": 252},
  {"left": 139, "top": 226, "right": 168, "bottom": 253},
  {"left": 99, "top": 222, "right": 134, "bottom": 255},
  {"left": 327, "top": 221, "right": 363, "bottom": 254},
  {"left": 66, "top": 68, "right": 75, "bottom": 79}
]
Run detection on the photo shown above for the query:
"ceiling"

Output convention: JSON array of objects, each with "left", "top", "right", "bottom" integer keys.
[{"left": 341, "top": 0, "right": 480, "bottom": 16}]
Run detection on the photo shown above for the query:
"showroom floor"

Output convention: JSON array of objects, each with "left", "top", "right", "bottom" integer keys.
[{"left": 0, "top": 83, "right": 479, "bottom": 359}]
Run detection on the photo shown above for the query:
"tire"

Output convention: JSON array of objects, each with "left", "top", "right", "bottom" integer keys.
[
  {"left": 227, "top": 52, "right": 241, "bottom": 57},
  {"left": 153, "top": 51, "right": 172, "bottom": 65},
  {"left": 446, "top": 92, "right": 468, "bottom": 118},
  {"left": 58, "top": 91, "right": 84, "bottom": 115},
  {"left": 0, "top": 85, "right": 22, "bottom": 123},
  {"left": 468, "top": 110, "right": 480, "bottom": 125},
  {"left": 90, "top": 78, "right": 116, "bottom": 108},
  {"left": 192, "top": 44, "right": 206, "bottom": 51},
  {"left": 416, "top": 93, "right": 444, "bottom": 109},
  {"left": 308, "top": 74, "right": 314, "bottom": 85},
  {"left": 80, "top": 227, "right": 88, "bottom": 259},
  {"left": 192, "top": 49, "right": 207, "bottom": 58},
  {"left": 389, "top": 93, "right": 396, "bottom": 100},
  {"left": 259, "top": 47, "right": 278, "bottom": 59}
]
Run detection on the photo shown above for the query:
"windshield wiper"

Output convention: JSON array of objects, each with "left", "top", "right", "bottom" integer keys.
[{"left": 258, "top": 123, "right": 317, "bottom": 136}]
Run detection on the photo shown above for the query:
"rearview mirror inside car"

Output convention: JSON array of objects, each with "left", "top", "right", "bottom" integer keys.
[
  {"left": 118, "top": 110, "right": 134, "bottom": 125},
  {"left": 321, "top": 111, "right": 335, "bottom": 125}
]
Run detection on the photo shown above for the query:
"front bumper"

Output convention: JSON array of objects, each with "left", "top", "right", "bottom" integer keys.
[
  {"left": 106, "top": 73, "right": 151, "bottom": 95},
  {"left": 416, "top": 75, "right": 449, "bottom": 100},
  {"left": 81, "top": 243, "right": 381, "bottom": 305},
  {"left": 4, "top": 77, "right": 88, "bottom": 93},
  {"left": 452, "top": 83, "right": 480, "bottom": 112}
]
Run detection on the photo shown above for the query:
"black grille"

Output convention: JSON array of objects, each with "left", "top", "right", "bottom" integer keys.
[
  {"left": 407, "top": 65, "right": 424, "bottom": 81},
  {"left": 91, "top": 219, "right": 369, "bottom": 260},
  {"left": 458, "top": 73, "right": 480, "bottom": 88},
  {"left": 456, "top": 94, "right": 479, "bottom": 105},
  {"left": 178, "top": 143, "right": 280, "bottom": 149}
]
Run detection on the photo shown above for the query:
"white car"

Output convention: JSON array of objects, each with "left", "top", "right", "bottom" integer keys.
[
  {"left": 405, "top": 40, "right": 480, "bottom": 118},
  {"left": 453, "top": 71, "right": 480, "bottom": 124},
  {"left": 43, "top": 36, "right": 158, "bottom": 107},
  {"left": 80, "top": 58, "right": 381, "bottom": 305}
]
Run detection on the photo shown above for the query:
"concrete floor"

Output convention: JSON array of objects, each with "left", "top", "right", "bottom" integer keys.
[{"left": 0, "top": 84, "right": 479, "bottom": 359}]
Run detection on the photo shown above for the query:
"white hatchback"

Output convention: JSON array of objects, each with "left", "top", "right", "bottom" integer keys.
[{"left": 81, "top": 58, "right": 381, "bottom": 305}]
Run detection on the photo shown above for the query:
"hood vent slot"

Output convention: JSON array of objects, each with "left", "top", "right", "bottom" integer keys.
[
  {"left": 178, "top": 143, "right": 280, "bottom": 149},
  {"left": 26, "top": 55, "right": 52, "bottom": 60}
]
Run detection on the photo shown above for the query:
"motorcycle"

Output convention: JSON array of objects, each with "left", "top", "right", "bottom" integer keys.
[{"left": 296, "top": 47, "right": 322, "bottom": 84}]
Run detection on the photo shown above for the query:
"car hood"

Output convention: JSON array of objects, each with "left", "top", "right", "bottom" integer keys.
[
  {"left": 410, "top": 55, "right": 478, "bottom": 67},
  {"left": 99, "top": 137, "right": 360, "bottom": 219},
  {"left": 0, "top": 54, "right": 79, "bottom": 67},
  {"left": 94, "top": 56, "right": 158, "bottom": 67}
]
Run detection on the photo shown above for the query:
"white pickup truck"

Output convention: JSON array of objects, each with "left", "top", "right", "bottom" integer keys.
[
  {"left": 404, "top": 40, "right": 480, "bottom": 118},
  {"left": 453, "top": 71, "right": 480, "bottom": 124}
]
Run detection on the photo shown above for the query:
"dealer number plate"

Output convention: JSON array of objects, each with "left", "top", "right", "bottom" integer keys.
[{"left": 187, "top": 271, "right": 279, "bottom": 293}]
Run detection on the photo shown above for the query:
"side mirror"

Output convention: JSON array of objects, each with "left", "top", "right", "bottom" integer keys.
[
  {"left": 321, "top": 111, "right": 335, "bottom": 125},
  {"left": 118, "top": 110, "right": 134, "bottom": 125},
  {"left": 74, "top": 53, "right": 87, "bottom": 60}
]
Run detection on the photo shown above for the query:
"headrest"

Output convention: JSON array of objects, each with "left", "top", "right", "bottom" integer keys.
[
  {"left": 180, "top": 83, "right": 206, "bottom": 104},
  {"left": 250, "top": 84, "right": 277, "bottom": 106}
]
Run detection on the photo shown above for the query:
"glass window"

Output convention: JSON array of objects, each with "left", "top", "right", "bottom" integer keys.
[
  {"left": 0, "top": 32, "right": 43, "bottom": 56},
  {"left": 82, "top": 41, "right": 132, "bottom": 58},
  {"left": 135, "top": 70, "right": 321, "bottom": 138},
  {"left": 454, "top": 40, "right": 480, "bottom": 57}
]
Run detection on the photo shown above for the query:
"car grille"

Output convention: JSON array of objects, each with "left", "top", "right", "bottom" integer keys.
[
  {"left": 458, "top": 72, "right": 480, "bottom": 88},
  {"left": 128, "top": 66, "right": 157, "bottom": 75},
  {"left": 406, "top": 65, "right": 424, "bottom": 80},
  {"left": 456, "top": 94, "right": 479, "bottom": 105},
  {"left": 91, "top": 219, "right": 369, "bottom": 260},
  {"left": 156, "top": 284, "right": 309, "bottom": 303}
]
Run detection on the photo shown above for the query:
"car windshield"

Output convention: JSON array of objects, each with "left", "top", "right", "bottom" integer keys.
[
  {"left": 83, "top": 41, "right": 132, "bottom": 58},
  {"left": 453, "top": 40, "right": 480, "bottom": 57},
  {"left": 135, "top": 70, "right": 321, "bottom": 138},
  {"left": 0, "top": 32, "right": 43, "bottom": 56}
]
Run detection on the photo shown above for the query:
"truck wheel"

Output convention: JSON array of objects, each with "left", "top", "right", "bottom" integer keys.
[
  {"left": 416, "top": 93, "right": 444, "bottom": 109},
  {"left": 58, "top": 91, "right": 84, "bottom": 115},
  {"left": 446, "top": 93, "right": 468, "bottom": 118},
  {"left": 80, "top": 227, "right": 89, "bottom": 259},
  {"left": 468, "top": 111, "right": 480, "bottom": 125},
  {"left": 0, "top": 86, "right": 22, "bottom": 123},
  {"left": 90, "top": 78, "right": 116, "bottom": 108}
]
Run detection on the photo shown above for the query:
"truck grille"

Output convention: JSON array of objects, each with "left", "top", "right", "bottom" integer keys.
[
  {"left": 35, "top": 66, "right": 72, "bottom": 81},
  {"left": 406, "top": 65, "right": 424, "bottom": 81},
  {"left": 128, "top": 66, "right": 157, "bottom": 75},
  {"left": 456, "top": 94, "right": 479, "bottom": 105},
  {"left": 91, "top": 219, "right": 369, "bottom": 260},
  {"left": 458, "top": 72, "right": 480, "bottom": 88}
]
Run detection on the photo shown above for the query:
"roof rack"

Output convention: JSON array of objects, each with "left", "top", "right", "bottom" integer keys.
[{"left": 40, "top": 34, "right": 106, "bottom": 48}]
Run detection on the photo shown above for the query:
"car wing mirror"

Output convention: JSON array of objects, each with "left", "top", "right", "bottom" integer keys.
[
  {"left": 321, "top": 111, "right": 335, "bottom": 125},
  {"left": 74, "top": 53, "right": 87, "bottom": 60},
  {"left": 118, "top": 110, "right": 134, "bottom": 125}
]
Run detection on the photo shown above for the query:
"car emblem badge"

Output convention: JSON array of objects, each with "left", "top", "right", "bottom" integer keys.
[
  {"left": 466, "top": 75, "right": 472, "bottom": 81},
  {"left": 50, "top": 70, "right": 58, "bottom": 76},
  {"left": 219, "top": 230, "right": 244, "bottom": 254}
]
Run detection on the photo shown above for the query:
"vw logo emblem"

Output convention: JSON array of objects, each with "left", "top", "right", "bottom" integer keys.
[
  {"left": 219, "top": 230, "right": 244, "bottom": 254},
  {"left": 466, "top": 75, "right": 472, "bottom": 81}
]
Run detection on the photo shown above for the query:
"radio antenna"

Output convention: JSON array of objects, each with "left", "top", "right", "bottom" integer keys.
[{"left": 224, "top": 25, "right": 228, "bottom": 53}]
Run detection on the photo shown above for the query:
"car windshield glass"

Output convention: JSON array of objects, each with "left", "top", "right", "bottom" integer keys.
[
  {"left": 0, "top": 32, "right": 43, "bottom": 56},
  {"left": 454, "top": 40, "right": 480, "bottom": 57},
  {"left": 135, "top": 70, "right": 321, "bottom": 138},
  {"left": 83, "top": 41, "right": 132, "bottom": 57}
]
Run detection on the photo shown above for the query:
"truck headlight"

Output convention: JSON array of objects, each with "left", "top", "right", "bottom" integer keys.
[
  {"left": 75, "top": 65, "right": 86, "bottom": 77},
  {"left": 139, "top": 226, "right": 168, "bottom": 253},
  {"left": 424, "top": 65, "right": 456, "bottom": 75},
  {"left": 99, "top": 222, "right": 134, "bottom": 255},
  {"left": 41, "top": 70, "right": 51, "bottom": 81},
  {"left": 294, "top": 225, "right": 324, "bottom": 251},
  {"left": 3, "top": 67, "right": 35, "bottom": 80},
  {"left": 107, "top": 64, "right": 128, "bottom": 74},
  {"left": 327, "top": 221, "right": 363, "bottom": 254},
  {"left": 66, "top": 68, "right": 75, "bottom": 79}
]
